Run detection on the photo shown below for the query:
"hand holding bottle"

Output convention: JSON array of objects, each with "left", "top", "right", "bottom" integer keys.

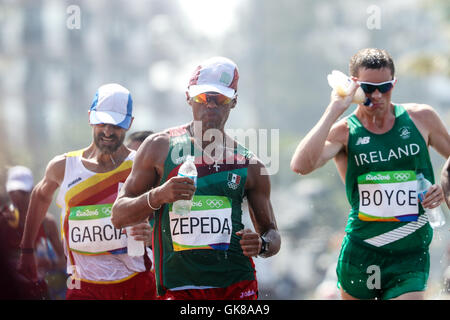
[
  {"left": 417, "top": 173, "right": 446, "bottom": 228},
  {"left": 327, "top": 70, "right": 366, "bottom": 104}
]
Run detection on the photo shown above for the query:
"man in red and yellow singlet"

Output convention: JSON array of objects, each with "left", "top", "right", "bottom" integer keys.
[{"left": 19, "top": 84, "right": 156, "bottom": 300}]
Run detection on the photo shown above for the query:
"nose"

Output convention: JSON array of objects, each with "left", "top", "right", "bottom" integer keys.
[
  {"left": 206, "top": 101, "right": 219, "bottom": 109},
  {"left": 205, "top": 97, "right": 219, "bottom": 109},
  {"left": 103, "top": 124, "right": 116, "bottom": 136},
  {"left": 371, "top": 89, "right": 382, "bottom": 99}
]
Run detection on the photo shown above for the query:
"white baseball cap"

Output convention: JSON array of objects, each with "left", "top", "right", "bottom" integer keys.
[
  {"left": 6, "top": 166, "right": 34, "bottom": 192},
  {"left": 187, "top": 56, "right": 239, "bottom": 99},
  {"left": 89, "top": 83, "right": 133, "bottom": 129}
]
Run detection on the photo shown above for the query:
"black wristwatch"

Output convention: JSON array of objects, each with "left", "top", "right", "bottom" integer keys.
[{"left": 259, "top": 234, "right": 270, "bottom": 257}]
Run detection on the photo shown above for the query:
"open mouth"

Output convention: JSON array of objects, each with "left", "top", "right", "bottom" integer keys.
[
  {"left": 97, "top": 136, "right": 119, "bottom": 149},
  {"left": 100, "top": 136, "right": 117, "bottom": 143}
]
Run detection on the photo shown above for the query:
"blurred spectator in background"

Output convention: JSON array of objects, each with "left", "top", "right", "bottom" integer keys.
[
  {"left": 0, "top": 192, "right": 24, "bottom": 299},
  {"left": 126, "top": 130, "right": 153, "bottom": 151},
  {"left": 2, "top": 166, "right": 66, "bottom": 299}
]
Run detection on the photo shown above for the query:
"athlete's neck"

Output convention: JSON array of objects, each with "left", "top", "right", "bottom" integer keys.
[
  {"left": 188, "top": 121, "right": 226, "bottom": 148},
  {"left": 82, "top": 144, "right": 129, "bottom": 172},
  {"left": 356, "top": 103, "right": 396, "bottom": 133},
  {"left": 187, "top": 121, "right": 236, "bottom": 163}
]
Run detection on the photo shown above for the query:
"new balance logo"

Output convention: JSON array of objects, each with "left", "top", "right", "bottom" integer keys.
[
  {"left": 356, "top": 136, "right": 370, "bottom": 145},
  {"left": 68, "top": 177, "right": 82, "bottom": 188}
]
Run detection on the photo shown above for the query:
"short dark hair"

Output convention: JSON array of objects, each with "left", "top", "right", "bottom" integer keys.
[
  {"left": 126, "top": 130, "right": 153, "bottom": 144},
  {"left": 349, "top": 48, "right": 395, "bottom": 78}
]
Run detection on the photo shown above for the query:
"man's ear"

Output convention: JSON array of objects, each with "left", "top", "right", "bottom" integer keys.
[
  {"left": 186, "top": 91, "right": 193, "bottom": 107},
  {"left": 230, "top": 96, "right": 238, "bottom": 109},
  {"left": 126, "top": 117, "right": 135, "bottom": 131}
]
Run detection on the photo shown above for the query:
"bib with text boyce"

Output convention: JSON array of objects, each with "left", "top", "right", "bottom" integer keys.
[
  {"left": 169, "top": 195, "right": 232, "bottom": 251},
  {"left": 358, "top": 170, "right": 418, "bottom": 222},
  {"left": 68, "top": 203, "right": 127, "bottom": 255}
]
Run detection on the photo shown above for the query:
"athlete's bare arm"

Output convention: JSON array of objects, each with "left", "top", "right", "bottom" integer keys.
[
  {"left": 406, "top": 104, "right": 450, "bottom": 209},
  {"left": 442, "top": 157, "right": 450, "bottom": 209},
  {"left": 237, "top": 160, "right": 280, "bottom": 258},
  {"left": 111, "top": 132, "right": 196, "bottom": 228},
  {"left": 19, "top": 154, "right": 66, "bottom": 280},
  {"left": 290, "top": 83, "right": 359, "bottom": 175}
]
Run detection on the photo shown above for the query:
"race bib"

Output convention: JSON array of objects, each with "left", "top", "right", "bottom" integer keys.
[
  {"left": 358, "top": 171, "right": 418, "bottom": 222},
  {"left": 68, "top": 204, "right": 127, "bottom": 255},
  {"left": 169, "top": 195, "right": 232, "bottom": 251}
]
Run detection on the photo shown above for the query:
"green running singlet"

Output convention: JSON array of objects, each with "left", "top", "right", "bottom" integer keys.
[
  {"left": 344, "top": 104, "right": 434, "bottom": 253},
  {"left": 153, "top": 125, "right": 257, "bottom": 296}
]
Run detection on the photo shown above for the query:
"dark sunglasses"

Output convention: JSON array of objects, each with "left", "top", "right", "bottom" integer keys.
[
  {"left": 357, "top": 78, "right": 396, "bottom": 94},
  {"left": 191, "top": 93, "right": 235, "bottom": 105}
]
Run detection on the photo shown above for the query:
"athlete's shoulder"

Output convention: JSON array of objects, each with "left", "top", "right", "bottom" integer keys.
[
  {"left": 403, "top": 103, "right": 437, "bottom": 116},
  {"left": 163, "top": 123, "right": 190, "bottom": 138},
  {"left": 403, "top": 103, "right": 441, "bottom": 126},
  {"left": 64, "top": 148, "right": 85, "bottom": 158},
  {"left": 49, "top": 148, "right": 87, "bottom": 172},
  {"left": 332, "top": 116, "right": 351, "bottom": 132},
  {"left": 41, "top": 153, "right": 67, "bottom": 186},
  {"left": 47, "top": 153, "right": 67, "bottom": 170},
  {"left": 134, "top": 131, "right": 170, "bottom": 166},
  {"left": 329, "top": 115, "right": 351, "bottom": 145},
  {"left": 246, "top": 156, "right": 271, "bottom": 191},
  {"left": 144, "top": 131, "right": 170, "bottom": 150}
]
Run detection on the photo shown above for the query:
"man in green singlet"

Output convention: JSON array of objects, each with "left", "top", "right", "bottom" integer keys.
[
  {"left": 112, "top": 56, "right": 281, "bottom": 299},
  {"left": 290, "top": 48, "right": 450, "bottom": 300}
]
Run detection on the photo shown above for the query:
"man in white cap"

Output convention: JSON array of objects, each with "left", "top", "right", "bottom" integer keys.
[
  {"left": 5, "top": 166, "right": 34, "bottom": 233},
  {"left": 19, "top": 83, "right": 156, "bottom": 300},
  {"left": 1, "top": 166, "right": 36, "bottom": 262},
  {"left": 112, "top": 57, "right": 281, "bottom": 300},
  {"left": 2, "top": 165, "right": 65, "bottom": 299}
]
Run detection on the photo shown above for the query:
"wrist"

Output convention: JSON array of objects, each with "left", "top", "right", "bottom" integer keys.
[
  {"left": 326, "top": 101, "right": 347, "bottom": 118},
  {"left": 147, "top": 189, "right": 162, "bottom": 211},
  {"left": 258, "top": 234, "right": 270, "bottom": 258}
]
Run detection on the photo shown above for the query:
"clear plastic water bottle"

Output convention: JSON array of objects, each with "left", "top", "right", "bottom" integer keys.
[
  {"left": 173, "top": 155, "right": 197, "bottom": 216},
  {"left": 417, "top": 173, "right": 446, "bottom": 228},
  {"left": 126, "top": 226, "right": 145, "bottom": 256},
  {"left": 327, "top": 70, "right": 367, "bottom": 104}
]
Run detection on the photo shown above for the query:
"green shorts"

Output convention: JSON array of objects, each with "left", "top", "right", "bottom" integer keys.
[{"left": 336, "top": 235, "right": 429, "bottom": 300}]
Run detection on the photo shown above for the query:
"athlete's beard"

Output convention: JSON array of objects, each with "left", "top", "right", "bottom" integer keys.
[{"left": 93, "top": 132, "right": 125, "bottom": 154}]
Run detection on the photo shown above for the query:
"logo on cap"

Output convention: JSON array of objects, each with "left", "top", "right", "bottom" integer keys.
[{"left": 219, "top": 72, "right": 232, "bottom": 85}]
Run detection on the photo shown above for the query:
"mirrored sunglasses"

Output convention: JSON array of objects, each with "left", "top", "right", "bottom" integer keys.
[{"left": 192, "top": 93, "right": 234, "bottom": 105}]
